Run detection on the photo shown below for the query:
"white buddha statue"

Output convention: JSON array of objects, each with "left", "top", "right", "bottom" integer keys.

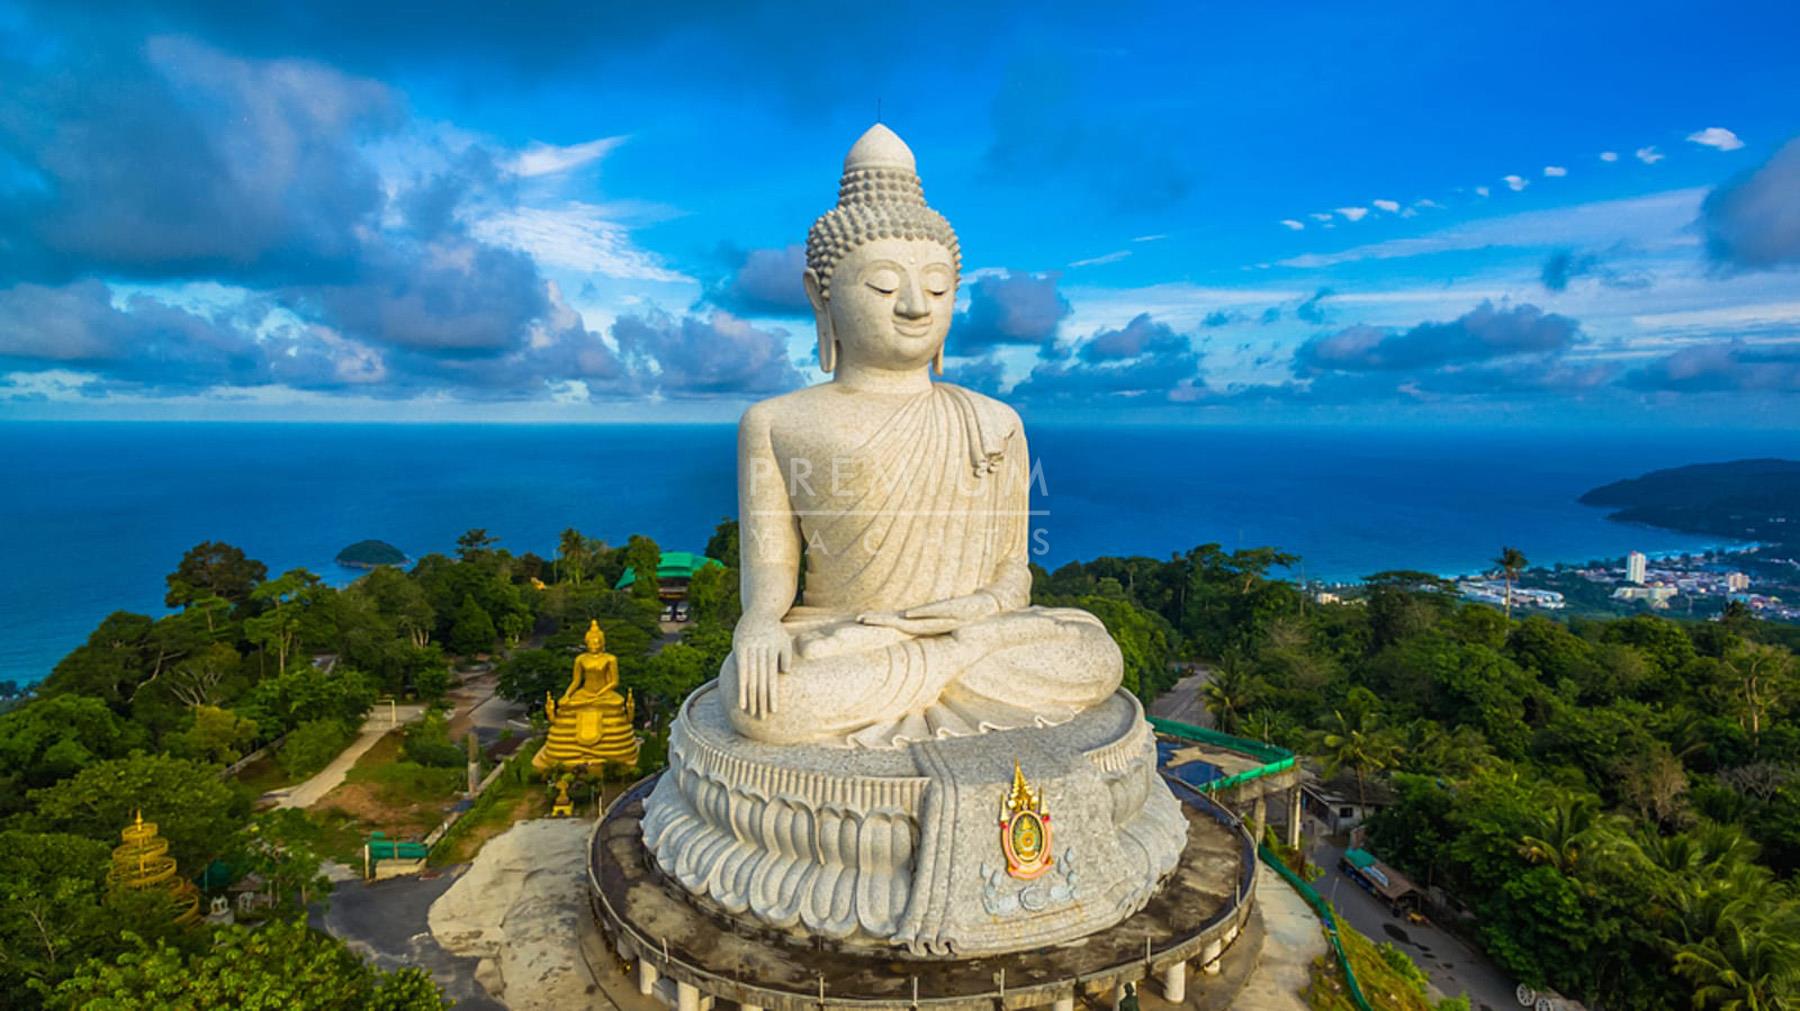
[
  {"left": 726, "top": 123, "right": 1122, "bottom": 749},
  {"left": 640, "top": 126, "right": 1183, "bottom": 956}
]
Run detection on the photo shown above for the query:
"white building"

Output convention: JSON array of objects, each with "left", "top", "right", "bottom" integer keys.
[
  {"left": 1626, "top": 551, "right": 1647, "bottom": 585},
  {"left": 1727, "top": 571, "right": 1750, "bottom": 592}
]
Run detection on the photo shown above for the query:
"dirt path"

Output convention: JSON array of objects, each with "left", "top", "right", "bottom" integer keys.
[{"left": 265, "top": 705, "right": 424, "bottom": 810}]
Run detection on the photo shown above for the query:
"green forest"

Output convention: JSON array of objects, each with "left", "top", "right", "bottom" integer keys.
[{"left": 2, "top": 528, "right": 1797, "bottom": 1009}]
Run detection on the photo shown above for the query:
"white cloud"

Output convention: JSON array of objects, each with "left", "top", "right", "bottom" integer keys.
[
  {"left": 1413, "top": 198, "right": 1443, "bottom": 210},
  {"left": 1372, "top": 199, "right": 1400, "bottom": 213},
  {"left": 1475, "top": 186, "right": 1491, "bottom": 197},
  {"left": 1276, "top": 187, "right": 1705, "bottom": 269},
  {"left": 1131, "top": 234, "right": 1168, "bottom": 243},
  {"left": 1543, "top": 165, "right": 1568, "bottom": 177},
  {"left": 1309, "top": 212, "right": 1334, "bottom": 222},
  {"left": 1503, "top": 174, "right": 1529, "bottom": 192},
  {"left": 1599, "top": 151, "right": 1620, "bottom": 162},
  {"left": 1337, "top": 206, "right": 1369, "bottom": 222},
  {"left": 506, "top": 136, "right": 628, "bottom": 178},
  {"left": 1636, "top": 145, "right": 1665, "bottom": 164},
  {"left": 471, "top": 202, "right": 691, "bottom": 282},
  {"left": 1070, "top": 250, "right": 1131, "bottom": 267},
  {"left": 1280, "top": 219, "right": 1306, "bottom": 231},
  {"left": 1686, "top": 126, "right": 1744, "bottom": 151}
]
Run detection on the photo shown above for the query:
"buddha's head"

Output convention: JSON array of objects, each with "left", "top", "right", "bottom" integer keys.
[
  {"left": 584, "top": 619, "right": 605, "bottom": 653},
  {"left": 804, "top": 124, "right": 961, "bottom": 376}
]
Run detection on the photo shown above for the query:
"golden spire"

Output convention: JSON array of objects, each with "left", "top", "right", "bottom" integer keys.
[{"left": 1006, "top": 761, "right": 1039, "bottom": 814}]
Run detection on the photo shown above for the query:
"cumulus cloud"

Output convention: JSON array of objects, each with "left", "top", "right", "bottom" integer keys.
[
  {"left": 1625, "top": 341, "right": 1800, "bottom": 392},
  {"left": 1295, "top": 301, "right": 1580, "bottom": 373},
  {"left": 1503, "top": 175, "right": 1529, "bottom": 192},
  {"left": 1600, "top": 151, "right": 1620, "bottom": 162},
  {"left": 1636, "top": 146, "right": 1665, "bottom": 164},
  {"left": 1539, "top": 248, "right": 1652, "bottom": 292},
  {"left": 1337, "top": 207, "right": 1369, "bottom": 222},
  {"left": 1699, "top": 139, "right": 1800, "bottom": 271},
  {"left": 1543, "top": 165, "right": 1567, "bottom": 177},
  {"left": 1372, "top": 199, "right": 1400, "bottom": 213},
  {"left": 1202, "top": 309, "right": 1245, "bottom": 328},
  {"left": 1009, "top": 313, "right": 1202, "bottom": 402},
  {"left": 1280, "top": 219, "right": 1306, "bottom": 231},
  {"left": 1687, "top": 127, "right": 1744, "bottom": 152},
  {"left": 1295, "top": 288, "right": 1334, "bottom": 324},
  {"left": 950, "top": 271, "right": 1071, "bottom": 354},
  {"left": 703, "top": 244, "right": 809, "bottom": 316},
  {"left": 1309, "top": 212, "right": 1334, "bottom": 222},
  {"left": 612, "top": 310, "right": 804, "bottom": 398},
  {"left": 1475, "top": 186, "right": 1491, "bottom": 198}
]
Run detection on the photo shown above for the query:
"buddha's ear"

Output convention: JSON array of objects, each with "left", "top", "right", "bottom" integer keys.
[{"left": 803, "top": 269, "right": 836, "bottom": 373}]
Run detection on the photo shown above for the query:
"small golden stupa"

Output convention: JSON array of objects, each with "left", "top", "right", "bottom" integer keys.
[
  {"left": 108, "top": 810, "right": 201, "bottom": 926},
  {"left": 534, "top": 620, "right": 640, "bottom": 773}
]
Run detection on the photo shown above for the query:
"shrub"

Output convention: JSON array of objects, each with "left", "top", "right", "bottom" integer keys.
[
  {"left": 401, "top": 713, "right": 464, "bottom": 768},
  {"left": 277, "top": 719, "right": 355, "bottom": 779}
]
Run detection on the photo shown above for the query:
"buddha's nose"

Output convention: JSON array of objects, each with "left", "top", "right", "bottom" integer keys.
[{"left": 895, "top": 281, "right": 929, "bottom": 320}]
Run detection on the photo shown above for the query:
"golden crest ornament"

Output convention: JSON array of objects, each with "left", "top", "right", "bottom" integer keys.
[{"left": 999, "top": 761, "right": 1053, "bottom": 880}]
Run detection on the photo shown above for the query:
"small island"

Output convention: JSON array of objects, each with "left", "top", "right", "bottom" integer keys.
[
  {"left": 1580, "top": 458, "right": 1800, "bottom": 548},
  {"left": 335, "top": 539, "right": 409, "bottom": 569}
]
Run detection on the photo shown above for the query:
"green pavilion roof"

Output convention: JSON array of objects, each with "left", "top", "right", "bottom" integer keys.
[{"left": 616, "top": 551, "right": 724, "bottom": 589}]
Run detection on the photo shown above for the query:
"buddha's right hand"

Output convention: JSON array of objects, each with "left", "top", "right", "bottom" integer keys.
[{"left": 733, "top": 619, "right": 794, "bottom": 718}]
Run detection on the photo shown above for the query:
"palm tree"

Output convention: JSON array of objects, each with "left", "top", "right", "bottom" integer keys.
[
  {"left": 1494, "top": 545, "right": 1528, "bottom": 620},
  {"left": 1200, "top": 652, "right": 1261, "bottom": 734},
  {"left": 558, "top": 527, "right": 587, "bottom": 586},
  {"left": 1673, "top": 911, "right": 1800, "bottom": 1010},
  {"left": 1313, "top": 709, "right": 1403, "bottom": 813}
]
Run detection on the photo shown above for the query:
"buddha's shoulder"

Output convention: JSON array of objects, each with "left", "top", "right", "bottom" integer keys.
[
  {"left": 738, "top": 386, "right": 829, "bottom": 433},
  {"left": 936, "top": 383, "right": 1024, "bottom": 436}
]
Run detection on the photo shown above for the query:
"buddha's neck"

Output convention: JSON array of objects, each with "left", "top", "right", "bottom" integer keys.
[{"left": 833, "top": 360, "right": 933, "bottom": 396}]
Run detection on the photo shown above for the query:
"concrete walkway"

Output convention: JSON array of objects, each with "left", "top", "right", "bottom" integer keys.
[
  {"left": 266, "top": 704, "right": 423, "bottom": 810},
  {"left": 1235, "top": 869, "right": 1329, "bottom": 1010}
]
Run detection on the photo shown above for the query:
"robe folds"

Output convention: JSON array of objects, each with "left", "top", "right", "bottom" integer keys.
[{"left": 726, "top": 383, "right": 1122, "bottom": 748}]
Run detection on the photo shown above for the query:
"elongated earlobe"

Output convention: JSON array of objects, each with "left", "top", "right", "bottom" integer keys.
[
  {"left": 820, "top": 334, "right": 838, "bottom": 373},
  {"left": 931, "top": 345, "right": 944, "bottom": 376}
]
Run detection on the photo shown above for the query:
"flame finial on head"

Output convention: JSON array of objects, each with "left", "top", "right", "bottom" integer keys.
[{"left": 584, "top": 619, "right": 604, "bottom": 652}]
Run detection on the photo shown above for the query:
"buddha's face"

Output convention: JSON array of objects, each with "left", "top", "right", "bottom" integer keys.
[{"left": 811, "top": 237, "right": 956, "bottom": 373}]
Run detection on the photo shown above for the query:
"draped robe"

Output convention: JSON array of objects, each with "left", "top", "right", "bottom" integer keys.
[{"left": 725, "top": 383, "right": 1122, "bottom": 748}]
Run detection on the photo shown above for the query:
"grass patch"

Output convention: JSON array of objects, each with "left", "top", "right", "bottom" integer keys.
[
  {"left": 430, "top": 741, "right": 545, "bottom": 867},
  {"left": 1304, "top": 913, "right": 1464, "bottom": 1011},
  {"left": 312, "top": 728, "right": 468, "bottom": 853},
  {"left": 234, "top": 753, "right": 299, "bottom": 798}
]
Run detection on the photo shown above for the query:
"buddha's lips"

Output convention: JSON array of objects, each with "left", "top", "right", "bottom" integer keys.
[{"left": 893, "top": 321, "right": 934, "bottom": 338}]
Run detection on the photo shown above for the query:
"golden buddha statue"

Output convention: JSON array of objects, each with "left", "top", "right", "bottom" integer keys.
[{"left": 534, "top": 619, "right": 640, "bottom": 773}]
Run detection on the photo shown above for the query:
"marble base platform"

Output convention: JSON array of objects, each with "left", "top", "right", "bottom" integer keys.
[{"left": 639, "top": 682, "right": 1185, "bottom": 956}]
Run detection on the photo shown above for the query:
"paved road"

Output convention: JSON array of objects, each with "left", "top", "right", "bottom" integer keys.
[
  {"left": 1311, "top": 842, "right": 1519, "bottom": 1011},
  {"left": 316, "top": 869, "right": 504, "bottom": 1010},
  {"left": 1147, "top": 664, "right": 1212, "bottom": 726},
  {"left": 266, "top": 704, "right": 424, "bottom": 809}
]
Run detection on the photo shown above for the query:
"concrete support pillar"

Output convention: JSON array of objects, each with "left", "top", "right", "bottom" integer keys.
[
  {"left": 1253, "top": 792, "right": 1268, "bottom": 842},
  {"left": 740, "top": 1004, "right": 763, "bottom": 1011},
  {"left": 1286, "top": 787, "right": 1303, "bottom": 849},
  {"left": 1201, "top": 938, "right": 1224, "bottom": 976},
  {"left": 1052, "top": 997, "right": 1075, "bottom": 1011},
  {"left": 677, "top": 980, "right": 701, "bottom": 1011},
  {"left": 637, "top": 960, "right": 659, "bottom": 996},
  {"left": 1161, "top": 961, "right": 1187, "bottom": 1003},
  {"left": 1110, "top": 983, "right": 1126, "bottom": 1010}
]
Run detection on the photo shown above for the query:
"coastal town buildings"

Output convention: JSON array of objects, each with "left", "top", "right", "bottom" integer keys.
[{"left": 1626, "top": 550, "right": 1647, "bottom": 585}]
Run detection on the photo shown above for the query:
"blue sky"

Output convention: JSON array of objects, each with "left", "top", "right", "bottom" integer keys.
[{"left": 1, "top": 1, "right": 1797, "bottom": 425}]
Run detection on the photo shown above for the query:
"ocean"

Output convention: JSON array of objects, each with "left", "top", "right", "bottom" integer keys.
[{"left": 4, "top": 421, "right": 1794, "bottom": 684}]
